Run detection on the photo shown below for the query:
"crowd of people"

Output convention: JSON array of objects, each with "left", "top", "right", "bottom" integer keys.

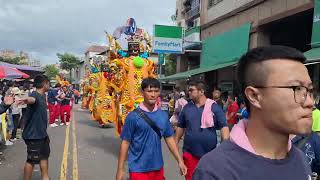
[
  {"left": 116, "top": 46, "right": 320, "bottom": 180},
  {"left": 0, "top": 80, "right": 33, "bottom": 148},
  {"left": 47, "top": 83, "right": 77, "bottom": 127},
  {"left": 0, "top": 46, "right": 320, "bottom": 180},
  {"left": 0, "top": 76, "right": 80, "bottom": 169},
  {"left": 0, "top": 74, "right": 83, "bottom": 180}
]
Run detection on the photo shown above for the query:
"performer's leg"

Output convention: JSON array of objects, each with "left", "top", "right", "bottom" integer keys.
[
  {"left": 66, "top": 105, "right": 71, "bottom": 123},
  {"left": 60, "top": 105, "right": 66, "bottom": 124},
  {"left": 48, "top": 104, "right": 55, "bottom": 125}
]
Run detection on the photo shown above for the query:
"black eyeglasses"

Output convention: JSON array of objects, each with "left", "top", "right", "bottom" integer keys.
[{"left": 254, "top": 85, "right": 314, "bottom": 105}]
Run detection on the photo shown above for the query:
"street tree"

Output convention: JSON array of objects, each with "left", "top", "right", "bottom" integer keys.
[
  {"left": 0, "top": 56, "right": 22, "bottom": 64},
  {"left": 44, "top": 64, "right": 60, "bottom": 80},
  {"left": 57, "top": 53, "right": 80, "bottom": 79}
]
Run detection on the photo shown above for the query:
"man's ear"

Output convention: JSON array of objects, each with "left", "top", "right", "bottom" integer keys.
[{"left": 244, "top": 86, "right": 262, "bottom": 109}]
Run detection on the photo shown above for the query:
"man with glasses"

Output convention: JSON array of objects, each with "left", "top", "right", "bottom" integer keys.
[
  {"left": 175, "top": 81, "right": 230, "bottom": 180},
  {"left": 193, "top": 46, "right": 314, "bottom": 180}
]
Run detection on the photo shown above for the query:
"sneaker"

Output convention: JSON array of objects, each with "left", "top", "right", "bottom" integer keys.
[
  {"left": 50, "top": 123, "right": 58, "bottom": 127},
  {"left": 5, "top": 140, "right": 13, "bottom": 146},
  {"left": 55, "top": 119, "right": 59, "bottom": 122},
  {"left": 66, "top": 122, "right": 70, "bottom": 126},
  {"left": 10, "top": 138, "right": 17, "bottom": 142},
  {"left": 0, "top": 152, "right": 3, "bottom": 155},
  {"left": 60, "top": 123, "right": 65, "bottom": 126}
]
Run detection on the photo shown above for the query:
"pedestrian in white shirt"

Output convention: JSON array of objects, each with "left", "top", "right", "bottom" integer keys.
[{"left": 10, "top": 87, "right": 22, "bottom": 141}]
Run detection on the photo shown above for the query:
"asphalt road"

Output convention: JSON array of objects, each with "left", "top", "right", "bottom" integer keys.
[{"left": 0, "top": 104, "right": 185, "bottom": 180}]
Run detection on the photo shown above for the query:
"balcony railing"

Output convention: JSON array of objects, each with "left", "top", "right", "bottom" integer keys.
[{"left": 186, "top": 5, "right": 200, "bottom": 20}]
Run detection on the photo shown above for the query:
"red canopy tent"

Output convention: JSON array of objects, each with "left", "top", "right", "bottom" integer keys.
[{"left": 0, "top": 66, "right": 30, "bottom": 79}]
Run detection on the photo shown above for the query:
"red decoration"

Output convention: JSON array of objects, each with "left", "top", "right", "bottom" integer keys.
[{"left": 104, "top": 72, "right": 109, "bottom": 78}]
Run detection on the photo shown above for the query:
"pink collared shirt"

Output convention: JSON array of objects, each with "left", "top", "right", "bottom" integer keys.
[
  {"left": 230, "top": 120, "right": 292, "bottom": 155},
  {"left": 139, "top": 102, "right": 159, "bottom": 112}
]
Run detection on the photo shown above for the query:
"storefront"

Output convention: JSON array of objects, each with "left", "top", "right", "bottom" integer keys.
[
  {"left": 305, "top": 49, "right": 320, "bottom": 93},
  {"left": 161, "top": 23, "right": 251, "bottom": 95},
  {"left": 304, "top": 0, "right": 320, "bottom": 94}
]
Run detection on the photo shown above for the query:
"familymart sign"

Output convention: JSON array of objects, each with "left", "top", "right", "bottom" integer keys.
[{"left": 153, "top": 25, "right": 183, "bottom": 54}]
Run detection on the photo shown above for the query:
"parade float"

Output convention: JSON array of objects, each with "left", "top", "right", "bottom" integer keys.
[
  {"left": 56, "top": 75, "right": 71, "bottom": 87},
  {"left": 81, "top": 18, "right": 157, "bottom": 135}
]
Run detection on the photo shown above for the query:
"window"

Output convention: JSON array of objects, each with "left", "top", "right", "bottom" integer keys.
[{"left": 208, "top": 0, "right": 223, "bottom": 9}]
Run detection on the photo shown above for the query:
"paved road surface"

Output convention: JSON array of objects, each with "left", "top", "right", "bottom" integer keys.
[{"left": 0, "top": 104, "right": 185, "bottom": 180}]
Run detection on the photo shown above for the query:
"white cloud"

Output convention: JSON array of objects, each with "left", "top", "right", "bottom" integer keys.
[{"left": 0, "top": 0, "right": 175, "bottom": 65}]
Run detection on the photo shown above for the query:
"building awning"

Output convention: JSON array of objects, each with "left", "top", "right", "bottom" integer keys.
[
  {"left": 0, "top": 61, "right": 44, "bottom": 72},
  {"left": 304, "top": 47, "right": 320, "bottom": 65},
  {"left": 160, "top": 23, "right": 251, "bottom": 81},
  {"left": 160, "top": 61, "right": 237, "bottom": 81},
  {"left": 200, "top": 23, "right": 251, "bottom": 68},
  {"left": 159, "top": 71, "right": 190, "bottom": 81}
]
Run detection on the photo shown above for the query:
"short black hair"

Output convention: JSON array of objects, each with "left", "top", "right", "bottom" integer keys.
[
  {"left": 141, "top": 78, "right": 160, "bottom": 90},
  {"left": 188, "top": 80, "right": 209, "bottom": 97},
  {"left": 316, "top": 101, "right": 320, "bottom": 110},
  {"left": 228, "top": 93, "right": 236, "bottom": 100},
  {"left": 34, "top": 75, "right": 49, "bottom": 89},
  {"left": 23, "top": 82, "right": 30, "bottom": 90},
  {"left": 237, "top": 45, "right": 306, "bottom": 112},
  {"left": 55, "top": 83, "right": 61, "bottom": 88},
  {"left": 237, "top": 97, "right": 245, "bottom": 106},
  {"left": 7, "top": 81, "right": 14, "bottom": 87}
]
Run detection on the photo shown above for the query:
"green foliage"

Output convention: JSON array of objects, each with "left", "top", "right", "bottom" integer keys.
[
  {"left": 44, "top": 64, "right": 60, "bottom": 80},
  {"left": 57, "top": 53, "right": 80, "bottom": 71},
  {"left": 0, "top": 56, "right": 21, "bottom": 64},
  {"left": 57, "top": 53, "right": 80, "bottom": 78}
]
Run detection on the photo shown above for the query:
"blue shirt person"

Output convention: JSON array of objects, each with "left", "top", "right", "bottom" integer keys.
[
  {"left": 47, "top": 88, "right": 58, "bottom": 105},
  {"left": 292, "top": 133, "right": 320, "bottom": 175},
  {"left": 175, "top": 81, "right": 230, "bottom": 180},
  {"left": 178, "top": 102, "right": 228, "bottom": 157},
  {"left": 116, "top": 78, "right": 187, "bottom": 180},
  {"left": 237, "top": 97, "right": 249, "bottom": 121},
  {"left": 238, "top": 107, "right": 249, "bottom": 119}
]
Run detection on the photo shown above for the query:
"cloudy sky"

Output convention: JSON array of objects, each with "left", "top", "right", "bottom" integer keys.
[{"left": 0, "top": 0, "right": 176, "bottom": 65}]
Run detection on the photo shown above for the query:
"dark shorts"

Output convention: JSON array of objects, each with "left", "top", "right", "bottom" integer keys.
[{"left": 24, "top": 137, "right": 50, "bottom": 164}]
